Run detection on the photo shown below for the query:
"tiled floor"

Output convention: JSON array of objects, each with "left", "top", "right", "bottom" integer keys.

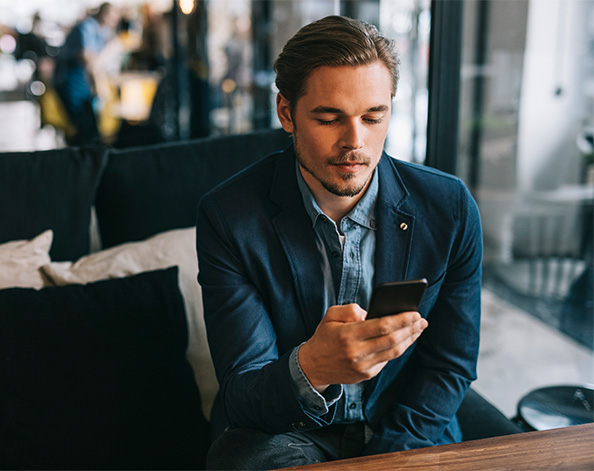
[
  {"left": 2, "top": 98, "right": 593, "bottom": 420},
  {"left": 475, "top": 289, "right": 593, "bottom": 418}
]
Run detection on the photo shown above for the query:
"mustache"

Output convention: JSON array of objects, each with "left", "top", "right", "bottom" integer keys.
[{"left": 328, "top": 151, "right": 371, "bottom": 165}]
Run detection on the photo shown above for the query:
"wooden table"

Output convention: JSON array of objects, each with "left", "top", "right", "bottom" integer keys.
[{"left": 278, "top": 423, "right": 593, "bottom": 471}]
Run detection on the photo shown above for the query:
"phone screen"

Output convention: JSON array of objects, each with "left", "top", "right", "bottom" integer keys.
[{"left": 366, "top": 278, "right": 428, "bottom": 319}]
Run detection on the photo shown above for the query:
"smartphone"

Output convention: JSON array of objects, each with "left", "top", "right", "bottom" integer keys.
[{"left": 366, "top": 278, "right": 428, "bottom": 319}]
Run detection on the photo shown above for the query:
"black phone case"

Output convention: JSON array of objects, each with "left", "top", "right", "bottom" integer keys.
[{"left": 366, "top": 278, "right": 428, "bottom": 319}]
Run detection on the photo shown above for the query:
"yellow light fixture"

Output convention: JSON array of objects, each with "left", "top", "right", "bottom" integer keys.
[
  {"left": 179, "top": 0, "right": 195, "bottom": 15},
  {"left": 221, "top": 78, "right": 236, "bottom": 94}
]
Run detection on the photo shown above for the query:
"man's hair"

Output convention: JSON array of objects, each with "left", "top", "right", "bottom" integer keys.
[
  {"left": 273, "top": 16, "right": 400, "bottom": 112},
  {"left": 96, "top": 2, "right": 114, "bottom": 20}
]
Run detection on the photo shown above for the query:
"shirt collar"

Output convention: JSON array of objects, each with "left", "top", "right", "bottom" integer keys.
[{"left": 295, "top": 160, "right": 378, "bottom": 230}]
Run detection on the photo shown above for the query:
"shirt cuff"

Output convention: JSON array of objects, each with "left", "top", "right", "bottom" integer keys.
[{"left": 289, "top": 344, "right": 342, "bottom": 417}]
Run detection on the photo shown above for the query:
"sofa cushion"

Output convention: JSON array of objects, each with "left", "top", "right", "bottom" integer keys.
[
  {"left": 95, "top": 128, "right": 291, "bottom": 247},
  {"left": 41, "top": 227, "right": 218, "bottom": 421},
  {"left": 0, "top": 267, "right": 209, "bottom": 470},
  {"left": 0, "top": 230, "right": 53, "bottom": 289},
  {"left": 0, "top": 146, "right": 107, "bottom": 261}
]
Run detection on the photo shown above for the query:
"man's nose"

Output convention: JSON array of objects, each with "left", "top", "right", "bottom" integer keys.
[{"left": 340, "top": 120, "right": 364, "bottom": 150}]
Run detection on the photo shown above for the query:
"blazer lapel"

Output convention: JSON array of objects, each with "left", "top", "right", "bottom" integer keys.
[
  {"left": 270, "top": 148, "right": 326, "bottom": 336},
  {"left": 374, "top": 154, "right": 414, "bottom": 286},
  {"left": 366, "top": 155, "right": 415, "bottom": 402}
]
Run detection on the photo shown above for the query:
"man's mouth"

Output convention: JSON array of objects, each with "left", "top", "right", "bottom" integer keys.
[
  {"left": 332, "top": 162, "right": 367, "bottom": 173},
  {"left": 329, "top": 152, "right": 370, "bottom": 173}
]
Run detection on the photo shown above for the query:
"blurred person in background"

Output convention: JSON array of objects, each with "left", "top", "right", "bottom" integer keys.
[
  {"left": 15, "top": 12, "right": 48, "bottom": 65},
  {"left": 15, "top": 12, "right": 56, "bottom": 93},
  {"left": 126, "top": 4, "right": 168, "bottom": 71},
  {"left": 53, "top": 2, "right": 120, "bottom": 145}
]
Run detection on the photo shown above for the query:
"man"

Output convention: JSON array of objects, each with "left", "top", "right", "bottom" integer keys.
[
  {"left": 197, "top": 15, "right": 482, "bottom": 470},
  {"left": 54, "top": 2, "right": 120, "bottom": 145}
]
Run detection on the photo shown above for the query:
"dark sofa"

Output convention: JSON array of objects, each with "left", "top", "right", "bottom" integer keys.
[{"left": 0, "top": 128, "right": 520, "bottom": 470}]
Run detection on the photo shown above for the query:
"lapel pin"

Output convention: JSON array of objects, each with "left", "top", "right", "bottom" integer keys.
[{"left": 399, "top": 222, "right": 408, "bottom": 231}]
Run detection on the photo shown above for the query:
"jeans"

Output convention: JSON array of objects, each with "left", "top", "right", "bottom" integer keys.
[{"left": 206, "top": 423, "right": 366, "bottom": 470}]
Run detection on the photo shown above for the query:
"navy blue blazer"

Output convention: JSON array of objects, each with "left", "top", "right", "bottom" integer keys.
[{"left": 196, "top": 145, "right": 482, "bottom": 454}]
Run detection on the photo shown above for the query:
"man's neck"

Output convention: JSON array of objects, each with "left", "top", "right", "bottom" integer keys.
[{"left": 300, "top": 170, "right": 370, "bottom": 224}]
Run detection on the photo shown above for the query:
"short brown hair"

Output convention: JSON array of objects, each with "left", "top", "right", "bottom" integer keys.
[{"left": 274, "top": 16, "right": 400, "bottom": 111}]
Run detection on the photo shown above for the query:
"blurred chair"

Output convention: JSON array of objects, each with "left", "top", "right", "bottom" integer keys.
[
  {"left": 511, "top": 210, "right": 587, "bottom": 300},
  {"left": 509, "top": 195, "right": 593, "bottom": 347}
]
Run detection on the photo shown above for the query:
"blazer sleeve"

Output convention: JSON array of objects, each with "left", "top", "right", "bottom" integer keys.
[
  {"left": 365, "top": 180, "right": 483, "bottom": 454},
  {"left": 196, "top": 194, "right": 337, "bottom": 436}
]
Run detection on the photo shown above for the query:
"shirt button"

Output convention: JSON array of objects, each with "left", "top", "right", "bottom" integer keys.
[
  {"left": 349, "top": 403, "right": 357, "bottom": 409},
  {"left": 292, "top": 421, "right": 307, "bottom": 431}
]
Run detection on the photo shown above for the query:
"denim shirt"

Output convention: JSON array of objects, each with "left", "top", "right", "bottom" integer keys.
[{"left": 289, "top": 161, "right": 378, "bottom": 424}]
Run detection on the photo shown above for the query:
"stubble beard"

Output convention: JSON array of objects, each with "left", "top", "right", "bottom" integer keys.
[{"left": 294, "top": 135, "right": 373, "bottom": 198}]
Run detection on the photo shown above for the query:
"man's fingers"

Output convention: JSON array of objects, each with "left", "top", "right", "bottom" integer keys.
[
  {"left": 376, "top": 325, "right": 425, "bottom": 358},
  {"left": 359, "top": 311, "right": 426, "bottom": 340},
  {"left": 353, "top": 315, "right": 428, "bottom": 360},
  {"left": 323, "top": 303, "right": 367, "bottom": 323},
  {"left": 353, "top": 321, "right": 427, "bottom": 371}
]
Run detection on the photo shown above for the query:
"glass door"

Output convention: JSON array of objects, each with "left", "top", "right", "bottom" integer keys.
[{"left": 456, "top": 0, "right": 593, "bottom": 349}]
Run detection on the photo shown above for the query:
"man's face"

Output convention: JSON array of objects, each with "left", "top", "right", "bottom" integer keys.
[
  {"left": 101, "top": 6, "right": 121, "bottom": 30},
  {"left": 277, "top": 61, "right": 392, "bottom": 199}
]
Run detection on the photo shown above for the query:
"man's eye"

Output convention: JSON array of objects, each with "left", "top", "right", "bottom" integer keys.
[
  {"left": 364, "top": 117, "right": 383, "bottom": 124},
  {"left": 317, "top": 119, "right": 338, "bottom": 125}
]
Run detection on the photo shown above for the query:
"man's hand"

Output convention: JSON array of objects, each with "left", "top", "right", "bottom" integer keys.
[{"left": 298, "top": 304, "right": 428, "bottom": 392}]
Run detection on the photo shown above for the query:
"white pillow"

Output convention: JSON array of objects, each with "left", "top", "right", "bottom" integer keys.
[
  {"left": 41, "top": 227, "right": 218, "bottom": 421},
  {"left": 0, "top": 230, "right": 53, "bottom": 290}
]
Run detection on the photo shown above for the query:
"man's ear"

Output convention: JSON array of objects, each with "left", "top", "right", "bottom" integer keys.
[{"left": 276, "top": 93, "right": 294, "bottom": 133}]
